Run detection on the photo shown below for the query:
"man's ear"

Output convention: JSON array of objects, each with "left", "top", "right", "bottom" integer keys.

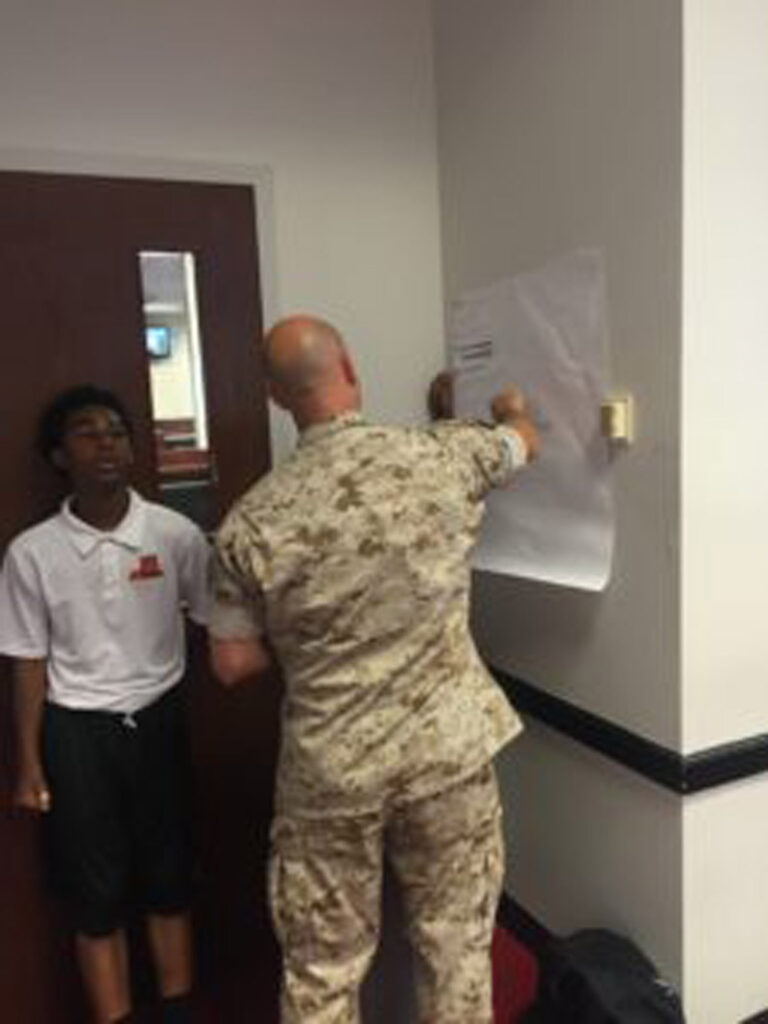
[
  {"left": 268, "top": 381, "right": 290, "bottom": 411},
  {"left": 340, "top": 353, "right": 358, "bottom": 389},
  {"left": 50, "top": 446, "right": 67, "bottom": 471}
]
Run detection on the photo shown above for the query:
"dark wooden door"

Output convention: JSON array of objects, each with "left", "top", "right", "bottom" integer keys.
[{"left": 0, "top": 172, "right": 281, "bottom": 1022}]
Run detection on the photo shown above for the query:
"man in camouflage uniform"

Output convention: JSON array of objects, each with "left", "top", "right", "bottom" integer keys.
[{"left": 208, "top": 316, "right": 539, "bottom": 1023}]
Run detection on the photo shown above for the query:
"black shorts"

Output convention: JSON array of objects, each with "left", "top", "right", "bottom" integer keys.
[{"left": 42, "top": 685, "right": 193, "bottom": 937}]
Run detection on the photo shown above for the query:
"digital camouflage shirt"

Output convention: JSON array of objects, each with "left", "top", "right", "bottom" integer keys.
[{"left": 211, "top": 413, "right": 526, "bottom": 817}]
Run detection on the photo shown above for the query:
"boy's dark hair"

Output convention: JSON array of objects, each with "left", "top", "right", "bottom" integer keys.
[{"left": 37, "top": 385, "right": 134, "bottom": 462}]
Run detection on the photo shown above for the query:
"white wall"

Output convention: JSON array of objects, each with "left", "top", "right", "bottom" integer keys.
[
  {"left": 682, "top": 0, "right": 768, "bottom": 751},
  {"left": 0, "top": 0, "right": 445, "bottom": 457},
  {"left": 682, "top": 775, "right": 768, "bottom": 1021},
  {"left": 432, "top": 0, "right": 686, "bottom": 997},
  {"left": 499, "top": 725, "right": 683, "bottom": 987},
  {"left": 679, "top": 4, "right": 768, "bottom": 1018},
  {"left": 434, "top": 0, "right": 683, "bottom": 747},
  {"left": 435, "top": 4, "right": 768, "bottom": 1019}
]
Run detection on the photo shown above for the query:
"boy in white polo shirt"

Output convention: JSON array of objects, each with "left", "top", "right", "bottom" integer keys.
[{"left": 0, "top": 385, "right": 210, "bottom": 1024}]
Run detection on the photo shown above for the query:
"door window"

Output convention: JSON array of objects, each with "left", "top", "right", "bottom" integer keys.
[{"left": 138, "top": 250, "right": 215, "bottom": 529}]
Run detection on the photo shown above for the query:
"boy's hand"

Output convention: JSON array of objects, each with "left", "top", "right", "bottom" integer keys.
[{"left": 14, "top": 764, "right": 51, "bottom": 813}]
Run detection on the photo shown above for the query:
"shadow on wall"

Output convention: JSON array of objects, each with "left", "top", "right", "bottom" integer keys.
[{"left": 471, "top": 570, "right": 603, "bottom": 664}]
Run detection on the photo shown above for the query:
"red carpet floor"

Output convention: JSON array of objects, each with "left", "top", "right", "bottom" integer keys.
[{"left": 492, "top": 925, "right": 540, "bottom": 1022}]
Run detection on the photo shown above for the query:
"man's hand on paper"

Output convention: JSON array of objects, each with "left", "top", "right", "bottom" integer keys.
[{"left": 491, "top": 386, "right": 540, "bottom": 462}]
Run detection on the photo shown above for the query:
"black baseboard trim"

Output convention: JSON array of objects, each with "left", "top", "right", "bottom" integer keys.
[{"left": 492, "top": 667, "right": 768, "bottom": 795}]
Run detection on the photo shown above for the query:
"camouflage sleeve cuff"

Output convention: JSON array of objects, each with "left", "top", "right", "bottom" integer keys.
[
  {"left": 474, "top": 423, "right": 528, "bottom": 490},
  {"left": 499, "top": 427, "right": 528, "bottom": 480},
  {"left": 208, "top": 547, "right": 265, "bottom": 639},
  {"left": 208, "top": 599, "right": 262, "bottom": 640}
]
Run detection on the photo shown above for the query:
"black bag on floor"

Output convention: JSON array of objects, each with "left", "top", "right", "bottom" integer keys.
[{"left": 526, "top": 928, "right": 685, "bottom": 1023}]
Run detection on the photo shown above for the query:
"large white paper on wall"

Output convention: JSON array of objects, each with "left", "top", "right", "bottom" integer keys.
[{"left": 449, "top": 249, "right": 613, "bottom": 590}]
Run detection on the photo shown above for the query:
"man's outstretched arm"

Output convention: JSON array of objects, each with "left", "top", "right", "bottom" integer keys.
[
  {"left": 427, "top": 372, "right": 540, "bottom": 462},
  {"left": 490, "top": 386, "right": 541, "bottom": 461}
]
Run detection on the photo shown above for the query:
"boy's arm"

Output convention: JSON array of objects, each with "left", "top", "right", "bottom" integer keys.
[
  {"left": 13, "top": 658, "right": 51, "bottom": 813},
  {"left": 1, "top": 544, "right": 51, "bottom": 812},
  {"left": 178, "top": 524, "right": 212, "bottom": 627}
]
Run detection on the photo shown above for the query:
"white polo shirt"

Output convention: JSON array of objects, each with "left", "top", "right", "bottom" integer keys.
[{"left": 0, "top": 490, "right": 210, "bottom": 713}]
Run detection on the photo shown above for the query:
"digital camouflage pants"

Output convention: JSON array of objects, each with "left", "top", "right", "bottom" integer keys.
[{"left": 269, "top": 762, "right": 504, "bottom": 1024}]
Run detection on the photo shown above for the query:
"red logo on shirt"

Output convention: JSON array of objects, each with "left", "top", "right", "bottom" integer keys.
[{"left": 129, "top": 554, "right": 164, "bottom": 581}]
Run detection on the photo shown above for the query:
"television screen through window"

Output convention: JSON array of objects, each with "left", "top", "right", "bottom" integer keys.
[{"left": 146, "top": 326, "right": 172, "bottom": 359}]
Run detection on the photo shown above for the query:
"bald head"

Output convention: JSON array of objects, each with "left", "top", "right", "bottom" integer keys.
[{"left": 264, "top": 315, "right": 361, "bottom": 427}]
